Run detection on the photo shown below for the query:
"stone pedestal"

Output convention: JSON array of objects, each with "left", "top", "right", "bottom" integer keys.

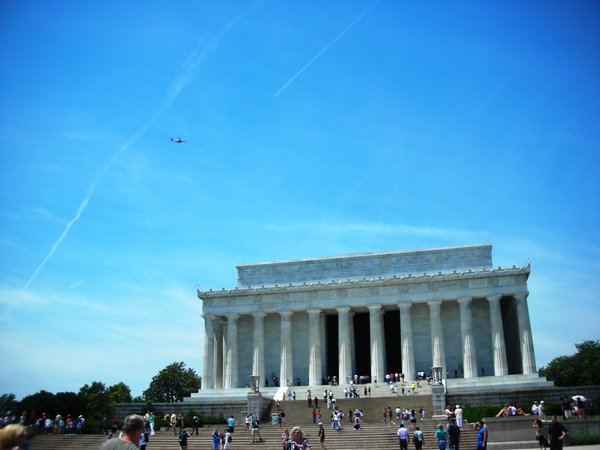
[
  {"left": 247, "top": 392, "right": 273, "bottom": 423},
  {"left": 431, "top": 383, "right": 446, "bottom": 418}
]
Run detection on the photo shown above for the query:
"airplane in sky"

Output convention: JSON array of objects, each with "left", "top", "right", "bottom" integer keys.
[{"left": 170, "top": 137, "right": 186, "bottom": 143}]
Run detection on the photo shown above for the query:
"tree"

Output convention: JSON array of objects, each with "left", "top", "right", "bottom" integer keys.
[
  {"left": 539, "top": 340, "right": 600, "bottom": 386},
  {"left": 79, "top": 381, "right": 110, "bottom": 420},
  {"left": 0, "top": 393, "right": 19, "bottom": 417},
  {"left": 107, "top": 382, "right": 132, "bottom": 404},
  {"left": 143, "top": 362, "right": 202, "bottom": 403}
]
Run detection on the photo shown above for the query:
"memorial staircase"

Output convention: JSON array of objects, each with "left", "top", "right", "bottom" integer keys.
[
  {"left": 27, "top": 419, "right": 479, "bottom": 450},
  {"left": 27, "top": 391, "right": 480, "bottom": 450}
]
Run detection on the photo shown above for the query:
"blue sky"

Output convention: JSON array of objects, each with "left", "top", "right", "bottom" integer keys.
[{"left": 0, "top": 0, "right": 598, "bottom": 400}]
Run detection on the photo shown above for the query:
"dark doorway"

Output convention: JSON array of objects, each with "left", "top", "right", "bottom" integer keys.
[
  {"left": 384, "top": 309, "right": 401, "bottom": 373},
  {"left": 325, "top": 314, "right": 339, "bottom": 380},
  {"left": 353, "top": 312, "right": 370, "bottom": 377},
  {"left": 501, "top": 296, "right": 521, "bottom": 374}
]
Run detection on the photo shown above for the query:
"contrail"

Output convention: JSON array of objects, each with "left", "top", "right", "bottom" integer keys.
[
  {"left": 166, "top": 10, "right": 249, "bottom": 107},
  {"left": 22, "top": 120, "right": 154, "bottom": 291},
  {"left": 274, "top": 0, "right": 380, "bottom": 97},
  {"left": 22, "top": 6, "right": 256, "bottom": 291}
]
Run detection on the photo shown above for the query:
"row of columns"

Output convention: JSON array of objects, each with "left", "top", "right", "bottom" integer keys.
[{"left": 202, "top": 294, "right": 536, "bottom": 389}]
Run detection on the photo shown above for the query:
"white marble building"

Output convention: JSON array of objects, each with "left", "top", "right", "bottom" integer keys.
[{"left": 197, "top": 244, "right": 548, "bottom": 393}]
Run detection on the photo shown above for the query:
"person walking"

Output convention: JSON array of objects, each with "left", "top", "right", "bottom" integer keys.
[
  {"left": 447, "top": 418, "right": 461, "bottom": 450},
  {"left": 318, "top": 422, "right": 327, "bottom": 450},
  {"left": 547, "top": 416, "right": 567, "bottom": 450},
  {"left": 413, "top": 426, "right": 424, "bottom": 450},
  {"left": 397, "top": 423, "right": 409, "bottom": 450},
  {"left": 436, "top": 423, "right": 447, "bottom": 450},
  {"left": 178, "top": 427, "right": 191, "bottom": 450}
]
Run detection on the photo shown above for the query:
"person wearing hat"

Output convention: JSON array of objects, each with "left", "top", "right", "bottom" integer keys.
[{"left": 101, "top": 415, "right": 144, "bottom": 450}]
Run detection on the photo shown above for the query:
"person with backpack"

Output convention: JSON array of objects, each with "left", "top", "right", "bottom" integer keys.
[
  {"left": 223, "top": 429, "right": 232, "bottom": 450},
  {"left": 413, "top": 426, "right": 424, "bottom": 450},
  {"left": 178, "top": 427, "right": 191, "bottom": 450}
]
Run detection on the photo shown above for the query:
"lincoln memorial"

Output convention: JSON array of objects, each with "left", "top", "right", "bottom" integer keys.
[{"left": 196, "top": 244, "right": 552, "bottom": 395}]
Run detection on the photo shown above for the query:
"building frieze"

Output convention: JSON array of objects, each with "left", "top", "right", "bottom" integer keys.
[{"left": 199, "top": 265, "right": 530, "bottom": 316}]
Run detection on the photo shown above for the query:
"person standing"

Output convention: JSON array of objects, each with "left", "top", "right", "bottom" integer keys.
[
  {"left": 101, "top": 415, "right": 144, "bottom": 450},
  {"left": 211, "top": 429, "right": 221, "bottom": 450},
  {"left": 533, "top": 418, "right": 548, "bottom": 450},
  {"left": 447, "top": 418, "right": 461, "bottom": 450},
  {"left": 288, "top": 426, "right": 311, "bottom": 449},
  {"left": 476, "top": 421, "right": 488, "bottom": 450},
  {"left": 397, "top": 423, "right": 409, "bottom": 450},
  {"left": 192, "top": 415, "right": 199, "bottom": 436},
  {"left": 148, "top": 411, "right": 155, "bottom": 436},
  {"left": 539, "top": 401, "right": 547, "bottom": 421},
  {"left": 227, "top": 415, "right": 235, "bottom": 433},
  {"left": 436, "top": 423, "right": 447, "bottom": 450},
  {"left": 455, "top": 405, "right": 463, "bottom": 429},
  {"left": 547, "top": 416, "right": 567, "bottom": 450},
  {"left": 170, "top": 412, "right": 177, "bottom": 436}
]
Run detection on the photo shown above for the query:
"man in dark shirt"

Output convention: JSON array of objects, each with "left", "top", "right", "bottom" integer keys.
[
  {"left": 447, "top": 417, "right": 461, "bottom": 450},
  {"left": 548, "top": 415, "right": 567, "bottom": 450}
]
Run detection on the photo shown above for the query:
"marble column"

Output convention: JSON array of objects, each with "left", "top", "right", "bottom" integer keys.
[
  {"left": 280, "top": 311, "right": 293, "bottom": 386},
  {"left": 224, "top": 313, "right": 239, "bottom": 388},
  {"left": 202, "top": 315, "right": 215, "bottom": 389},
  {"left": 214, "top": 319, "right": 224, "bottom": 389},
  {"left": 308, "top": 309, "right": 323, "bottom": 386},
  {"left": 368, "top": 304, "right": 385, "bottom": 384},
  {"left": 349, "top": 312, "right": 357, "bottom": 377},
  {"left": 428, "top": 301, "right": 446, "bottom": 376},
  {"left": 252, "top": 312, "right": 266, "bottom": 386},
  {"left": 487, "top": 295, "right": 508, "bottom": 376},
  {"left": 458, "top": 297, "right": 477, "bottom": 378},
  {"left": 399, "top": 302, "right": 415, "bottom": 381},
  {"left": 337, "top": 307, "right": 352, "bottom": 385},
  {"left": 515, "top": 293, "right": 536, "bottom": 374}
]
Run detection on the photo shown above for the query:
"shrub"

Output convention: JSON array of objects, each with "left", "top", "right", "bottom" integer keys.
[
  {"left": 570, "top": 435, "right": 600, "bottom": 445},
  {"left": 463, "top": 406, "right": 502, "bottom": 424}
]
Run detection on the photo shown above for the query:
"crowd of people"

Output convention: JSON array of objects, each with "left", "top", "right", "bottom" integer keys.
[{"left": 0, "top": 411, "right": 87, "bottom": 436}]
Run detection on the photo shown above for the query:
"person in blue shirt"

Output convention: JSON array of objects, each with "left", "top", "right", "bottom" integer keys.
[
  {"left": 397, "top": 423, "right": 409, "bottom": 450},
  {"left": 211, "top": 429, "right": 221, "bottom": 450},
  {"left": 435, "top": 423, "right": 447, "bottom": 450},
  {"left": 476, "top": 421, "right": 488, "bottom": 450}
]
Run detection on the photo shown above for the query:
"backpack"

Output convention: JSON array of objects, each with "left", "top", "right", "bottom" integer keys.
[{"left": 228, "top": 435, "right": 233, "bottom": 442}]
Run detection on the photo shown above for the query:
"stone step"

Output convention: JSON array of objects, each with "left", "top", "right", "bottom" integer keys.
[{"left": 28, "top": 421, "right": 479, "bottom": 450}]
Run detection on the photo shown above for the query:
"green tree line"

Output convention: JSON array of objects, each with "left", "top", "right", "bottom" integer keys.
[{"left": 0, "top": 361, "right": 201, "bottom": 432}]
